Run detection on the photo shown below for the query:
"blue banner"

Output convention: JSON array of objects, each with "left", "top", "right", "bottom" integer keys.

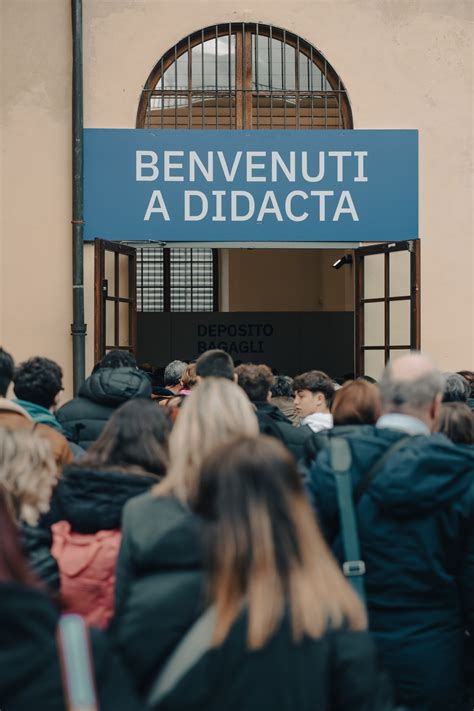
[{"left": 84, "top": 129, "right": 418, "bottom": 243}]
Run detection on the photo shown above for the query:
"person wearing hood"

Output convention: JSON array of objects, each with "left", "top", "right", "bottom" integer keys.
[
  {"left": 293, "top": 369, "right": 335, "bottom": 433},
  {"left": 48, "top": 399, "right": 170, "bottom": 629},
  {"left": 56, "top": 349, "right": 152, "bottom": 449},
  {"left": 235, "top": 363, "right": 311, "bottom": 461},
  {"left": 0, "top": 487, "right": 143, "bottom": 711},
  {"left": 307, "top": 353, "right": 474, "bottom": 711}
]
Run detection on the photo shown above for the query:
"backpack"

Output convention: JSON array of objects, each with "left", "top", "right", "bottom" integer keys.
[{"left": 51, "top": 521, "right": 122, "bottom": 629}]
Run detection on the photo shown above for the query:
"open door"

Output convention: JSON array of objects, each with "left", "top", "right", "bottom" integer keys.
[
  {"left": 94, "top": 240, "right": 137, "bottom": 363},
  {"left": 354, "top": 240, "right": 420, "bottom": 378}
]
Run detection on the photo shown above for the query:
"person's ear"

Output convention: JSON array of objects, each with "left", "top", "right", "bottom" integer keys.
[
  {"left": 430, "top": 394, "right": 443, "bottom": 430},
  {"left": 267, "top": 390, "right": 272, "bottom": 402}
]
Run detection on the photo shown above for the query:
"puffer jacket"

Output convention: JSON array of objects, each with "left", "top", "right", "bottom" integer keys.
[
  {"left": 307, "top": 428, "right": 474, "bottom": 711},
  {"left": 56, "top": 367, "right": 152, "bottom": 449},
  {"left": 111, "top": 494, "right": 204, "bottom": 693},
  {"left": 21, "top": 522, "right": 59, "bottom": 591},
  {"left": 49, "top": 464, "right": 158, "bottom": 628}
]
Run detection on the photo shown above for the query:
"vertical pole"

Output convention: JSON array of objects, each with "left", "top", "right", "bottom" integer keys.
[{"left": 71, "top": 0, "right": 86, "bottom": 394}]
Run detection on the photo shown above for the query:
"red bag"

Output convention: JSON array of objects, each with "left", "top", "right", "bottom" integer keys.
[{"left": 52, "top": 520, "right": 122, "bottom": 629}]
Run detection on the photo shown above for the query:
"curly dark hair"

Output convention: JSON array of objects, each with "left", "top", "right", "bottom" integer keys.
[
  {"left": 235, "top": 363, "right": 274, "bottom": 403},
  {"left": 13, "top": 357, "right": 63, "bottom": 409},
  {"left": 0, "top": 347, "right": 15, "bottom": 397},
  {"left": 93, "top": 349, "right": 137, "bottom": 373}
]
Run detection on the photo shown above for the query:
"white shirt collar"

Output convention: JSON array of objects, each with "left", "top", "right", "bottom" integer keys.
[{"left": 376, "top": 413, "right": 430, "bottom": 436}]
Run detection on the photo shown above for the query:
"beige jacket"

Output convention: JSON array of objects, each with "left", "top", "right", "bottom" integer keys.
[{"left": 0, "top": 398, "right": 72, "bottom": 470}]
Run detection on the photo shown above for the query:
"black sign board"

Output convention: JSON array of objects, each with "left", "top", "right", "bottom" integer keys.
[{"left": 137, "top": 312, "right": 354, "bottom": 378}]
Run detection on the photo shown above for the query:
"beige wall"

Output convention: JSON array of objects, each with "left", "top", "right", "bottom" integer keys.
[
  {"left": 1, "top": 1, "right": 73, "bottom": 397},
  {"left": 228, "top": 249, "right": 353, "bottom": 312},
  {"left": 1, "top": 0, "right": 473, "bottom": 399}
]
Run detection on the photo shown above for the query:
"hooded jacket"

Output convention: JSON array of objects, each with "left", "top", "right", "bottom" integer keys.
[
  {"left": 14, "top": 399, "right": 66, "bottom": 433},
  {"left": 56, "top": 367, "right": 152, "bottom": 449},
  {"left": 0, "top": 398, "right": 72, "bottom": 468},
  {"left": 111, "top": 493, "right": 205, "bottom": 693},
  {"left": 48, "top": 464, "right": 158, "bottom": 628},
  {"left": 307, "top": 428, "right": 474, "bottom": 711},
  {"left": 0, "top": 583, "right": 143, "bottom": 711}
]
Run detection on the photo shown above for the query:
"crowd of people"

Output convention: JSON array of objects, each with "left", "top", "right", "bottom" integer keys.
[{"left": 0, "top": 344, "right": 473, "bottom": 711}]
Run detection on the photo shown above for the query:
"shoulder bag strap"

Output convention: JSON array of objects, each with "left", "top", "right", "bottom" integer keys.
[
  {"left": 147, "top": 606, "right": 216, "bottom": 708},
  {"left": 353, "top": 435, "right": 412, "bottom": 505},
  {"left": 329, "top": 435, "right": 413, "bottom": 603},
  {"left": 330, "top": 438, "right": 366, "bottom": 603}
]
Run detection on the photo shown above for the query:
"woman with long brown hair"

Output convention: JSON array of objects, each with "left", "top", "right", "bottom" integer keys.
[
  {"left": 153, "top": 436, "right": 393, "bottom": 710},
  {"left": 48, "top": 398, "right": 171, "bottom": 628}
]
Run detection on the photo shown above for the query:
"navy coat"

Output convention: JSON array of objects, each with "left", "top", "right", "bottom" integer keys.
[{"left": 307, "top": 428, "right": 474, "bottom": 711}]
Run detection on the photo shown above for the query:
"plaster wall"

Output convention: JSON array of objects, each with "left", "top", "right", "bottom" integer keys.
[
  {"left": 1, "top": 0, "right": 73, "bottom": 397},
  {"left": 1, "top": 0, "right": 473, "bottom": 396}
]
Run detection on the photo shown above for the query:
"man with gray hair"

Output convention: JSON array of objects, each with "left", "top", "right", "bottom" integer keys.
[
  {"left": 163, "top": 360, "right": 187, "bottom": 395},
  {"left": 307, "top": 352, "right": 474, "bottom": 711},
  {"left": 377, "top": 352, "right": 445, "bottom": 435}
]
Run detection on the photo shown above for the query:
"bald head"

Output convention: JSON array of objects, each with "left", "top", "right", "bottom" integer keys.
[
  {"left": 379, "top": 352, "right": 445, "bottom": 429},
  {"left": 388, "top": 353, "right": 437, "bottom": 383}
]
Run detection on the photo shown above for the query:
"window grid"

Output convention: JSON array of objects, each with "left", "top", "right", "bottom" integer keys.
[
  {"left": 138, "top": 23, "right": 352, "bottom": 131},
  {"left": 136, "top": 247, "right": 216, "bottom": 313}
]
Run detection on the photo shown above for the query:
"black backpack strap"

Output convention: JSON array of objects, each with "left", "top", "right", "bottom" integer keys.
[
  {"left": 353, "top": 435, "right": 412, "bottom": 505},
  {"left": 330, "top": 438, "right": 366, "bottom": 603}
]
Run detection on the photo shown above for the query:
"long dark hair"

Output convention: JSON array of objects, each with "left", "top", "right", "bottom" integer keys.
[
  {"left": 0, "top": 487, "right": 39, "bottom": 586},
  {"left": 79, "top": 399, "right": 170, "bottom": 477},
  {"left": 195, "top": 435, "right": 366, "bottom": 650}
]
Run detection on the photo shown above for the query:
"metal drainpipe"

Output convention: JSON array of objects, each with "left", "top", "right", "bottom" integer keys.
[{"left": 71, "top": 0, "right": 86, "bottom": 394}]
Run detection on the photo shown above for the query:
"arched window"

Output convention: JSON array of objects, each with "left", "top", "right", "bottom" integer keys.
[
  {"left": 137, "top": 23, "right": 352, "bottom": 130},
  {"left": 135, "top": 24, "right": 352, "bottom": 313}
]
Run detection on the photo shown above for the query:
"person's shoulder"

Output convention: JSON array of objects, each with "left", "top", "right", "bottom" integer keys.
[
  {"left": 122, "top": 493, "right": 200, "bottom": 568},
  {"left": 123, "top": 492, "right": 196, "bottom": 539},
  {"left": 124, "top": 490, "right": 187, "bottom": 516}
]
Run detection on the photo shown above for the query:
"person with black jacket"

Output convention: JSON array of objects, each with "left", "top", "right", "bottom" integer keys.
[
  {"left": 111, "top": 378, "right": 259, "bottom": 694},
  {"left": 307, "top": 353, "right": 474, "bottom": 711},
  {"left": 0, "top": 488, "right": 142, "bottom": 711},
  {"left": 149, "top": 436, "right": 394, "bottom": 711},
  {"left": 47, "top": 399, "right": 170, "bottom": 629},
  {"left": 56, "top": 349, "right": 152, "bottom": 449},
  {"left": 235, "top": 363, "right": 311, "bottom": 460}
]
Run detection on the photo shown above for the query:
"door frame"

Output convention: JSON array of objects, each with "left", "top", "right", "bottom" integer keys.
[
  {"left": 94, "top": 239, "right": 137, "bottom": 363},
  {"left": 354, "top": 240, "right": 421, "bottom": 377}
]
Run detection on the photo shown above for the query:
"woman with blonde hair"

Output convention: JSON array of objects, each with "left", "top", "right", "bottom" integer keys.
[
  {"left": 151, "top": 436, "right": 393, "bottom": 710},
  {"left": 111, "top": 378, "right": 259, "bottom": 693},
  {"left": 0, "top": 426, "right": 59, "bottom": 589}
]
